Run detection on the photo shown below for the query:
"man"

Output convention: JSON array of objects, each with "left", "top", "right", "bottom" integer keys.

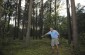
[{"left": 42, "top": 27, "right": 60, "bottom": 53}]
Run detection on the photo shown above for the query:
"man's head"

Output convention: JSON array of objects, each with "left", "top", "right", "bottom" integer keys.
[{"left": 50, "top": 27, "right": 53, "bottom": 31}]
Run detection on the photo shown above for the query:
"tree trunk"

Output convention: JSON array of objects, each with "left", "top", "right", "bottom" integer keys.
[
  {"left": 32, "top": 1, "right": 35, "bottom": 39},
  {"left": 39, "top": 0, "right": 43, "bottom": 39},
  {"left": 17, "top": 0, "right": 21, "bottom": 38},
  {"left": 25, "top": 0, "right": 33, "bottom": 46},
  {"left": 70, "top": 0, "right": 78, "bottom": 54},
  {"left": 7, "top": 13, "right": 11, "bottom": 31},
  {"left": 50, "top": 0, "right": 52, "bottom": 18},
  {"left": 66, "top": 0, "right": 72, "bottom": 44},
  {"left": 55, "top": 0, "right": 56, "bottom": 29},
  {"left": 70, "top": 0, "right": 78, "bottom": 48},
  {"left": 3, "top": 13, "right": 7, "bottom": 39},
  {"left": 18, "top": 0, "right": 21, "bottom": 28},
  {"left": 35, "top": 3, "right": 38, "bottom": 39},
  {"left": 14, "top": 0, "right": 18, "bottom": 40}
]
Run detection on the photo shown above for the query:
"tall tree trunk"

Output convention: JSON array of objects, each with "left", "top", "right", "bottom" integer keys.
[
  {"left": 50, "top": 0, "right": 52, "bottom": 18},
  {"left": 22, "top": 16, "right": 25, "bottom": 40},
  {"left": 14, "top": 16, "right": 17, "bottom": 40},
  {"left": 18, "top": 0, "right": 21, "bottom": 28},
  {"left": 7, "top": 13, "right": 11, "bottom": 31},
  {"left": 35, "top": 3, "right": 38, "bottom": 39},
  {"left": 14, "top": 1, "right": 18, "bottom": 40},
  {"left": 17, "top": 0, "right": 21, "bottom": 38},
  {"left": 32, "top": 1, "right": 35, "bottom": 39},
  {"left": 21, "top": 16, "right": 24, "bottom": 40},
  {"left": 70, "top": 0, "right": 78, "bottom": 47},
  {"left": 3, "top": 12, "right": 7, "bottom": 39},
  {"left": 25, "top": 0, "right": 33, "bottom": 46},
  {"left": 66, "top": 0, "right": 72, "bottom": 44},
  {"left": 70, "top": 0, "right": 78, "bottom": 54},
  {"left": 39, "top": 0, "right": 43, "bottom": 39},
  {"left": 23, "top": 0, "right": 29, "bottom": 39},
  {"left": 49, "top": 0, "right": 52, "bottom": 26},
  {"left": 55, "top": 0, "right": 56, "bottom": 29}
]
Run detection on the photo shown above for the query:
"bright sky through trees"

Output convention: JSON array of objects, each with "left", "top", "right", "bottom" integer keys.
[
  {"left": 59, "top": 0, "right": 85, "bottom": 16},
  {"left": 21, "top": 0, "right": 85, "bottom": 16}
]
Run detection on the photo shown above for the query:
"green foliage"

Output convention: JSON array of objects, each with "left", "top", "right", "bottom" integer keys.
[
  {"left": 44, "top": 13, "right": 59, "bottom": 28},
  {"left": 77, "top": 13, "right": 85, "bottom": 33},
  {"left": 79, "top": 33, "right": 85, "bottom": 45},
  {"left": 76, "top": 3, "right": 85, "bottom": 55},
  {"left": 76, "top": 3, "right": 85, "bottom": 33},
  {"left": 44, "top": 13, "right": 53, "bottom": 28},
  {"left": 0, "top": 0, "right": 3, "bottom": 17},
  {"left": 58, "top": 16, "right": 68, "bottom": 38},
  {"left": 1, "top": 38, "right": 71, "bottom": 55}
]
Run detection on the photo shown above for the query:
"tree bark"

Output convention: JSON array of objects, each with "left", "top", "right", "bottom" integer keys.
[
  {"left": 32, "top": 1, "right": 35, "bottom": 39},
  {"left": 18, "top": 0, "right": 21, "bottom": 28},
  {"left": 50, "top": 0, "right": 52, "bottom": 18},
  {"left": 55, "top": 0, "right": 56, "bottom": 29},
  {"left": 39, "top": 0, "right": 43, "bottom": 39},
  {"left": 66, "top": 0, "right": 72, "bottom": 44},
  {"left": 35, "top": 3, "right": 38, "bottom": 39},
  {"left": 17, "top": 0, "right": 21, "bottom": 38},
  {"left": 25, "top": 0, "right": 33, "bottom": 46},
  {"left": 70, "top": 0, "right": 78, "bottom": 51}
]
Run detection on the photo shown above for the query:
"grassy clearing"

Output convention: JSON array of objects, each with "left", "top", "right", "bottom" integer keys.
[{"left": 2, "top": 38, "right": 71, "bottom": 55}]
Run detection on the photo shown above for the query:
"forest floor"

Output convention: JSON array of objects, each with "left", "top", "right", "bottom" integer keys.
[{"left": 2, "top": 38, "right": 72, "bottom": 55}]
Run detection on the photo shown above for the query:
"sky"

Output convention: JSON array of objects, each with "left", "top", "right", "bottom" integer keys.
[
  {"left": 59, "top": 0, "right": 85, "bottom": 16},
  {"left": 10, "top": 0, "right": 85, "bottom": 25},
  {"left": 21, "top": 0, "right": 85, "bottom": 16},
  {"left": 21, "top": 0, "right": 47, "bottom": 7}
]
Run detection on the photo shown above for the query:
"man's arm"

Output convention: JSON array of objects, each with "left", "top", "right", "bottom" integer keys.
[
  {"left": 41, "top": 33, "right": 48, "bottom": 38},
  {"left": 41, "top": 31, "right": 51, "bottom": 38}
]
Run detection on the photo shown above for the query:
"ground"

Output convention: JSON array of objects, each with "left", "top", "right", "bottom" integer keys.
[{"left": 3, "top": 38, "right": 71, "bottom": 55}]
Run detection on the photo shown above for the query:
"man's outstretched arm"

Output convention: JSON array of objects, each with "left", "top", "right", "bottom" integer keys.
[
  {"left": 41, "top": 33, "right": 48, "bottom": 38},
  {"left": 41, "top": 31, "right": 51, "bottom": 38}
]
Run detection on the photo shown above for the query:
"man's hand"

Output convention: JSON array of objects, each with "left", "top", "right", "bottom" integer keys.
[{"left": 41, "top": 33, "right": 47, "bottom": 38}]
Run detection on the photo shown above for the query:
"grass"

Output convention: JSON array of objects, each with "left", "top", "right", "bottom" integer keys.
[{"left": 2, "top": 38, "right": 71, "bottom": 55}]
